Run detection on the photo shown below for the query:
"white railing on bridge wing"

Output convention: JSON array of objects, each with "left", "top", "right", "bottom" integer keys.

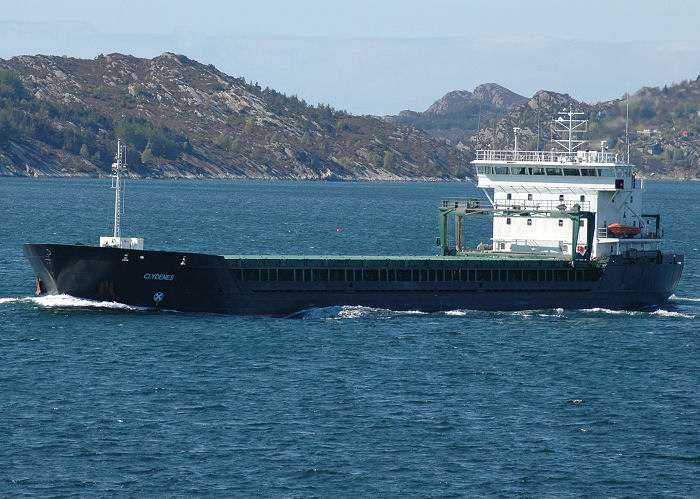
[
  {"left": 475, "top": 149, "right": 618, "bottom": 164},
  {"left": 492, "top": 199, "right": 591, "bottom": 212}
]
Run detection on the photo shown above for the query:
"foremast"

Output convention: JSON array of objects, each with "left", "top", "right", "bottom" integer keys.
[
  {"left": 112, "top": 138, "right": 126, "bottom": 239},
  {"left": 99, "top": 139, "right": 144, "bottom": 250}
]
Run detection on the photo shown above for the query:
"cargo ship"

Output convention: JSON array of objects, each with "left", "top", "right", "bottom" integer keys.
[{"left": 23, "top": 112, "right": 684, "bottom": 315}]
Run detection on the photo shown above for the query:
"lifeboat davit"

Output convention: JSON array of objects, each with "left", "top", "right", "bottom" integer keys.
[{"left": 608, "top": 223, "right": 641, "bottom": 237}]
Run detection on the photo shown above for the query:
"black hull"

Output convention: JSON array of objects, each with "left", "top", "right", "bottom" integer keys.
[{"left": 23, "top": 243, "right": 684, "bottom": 316}]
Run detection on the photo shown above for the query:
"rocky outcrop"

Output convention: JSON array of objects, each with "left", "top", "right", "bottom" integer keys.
[
  {"left": 385, "top": 83, "right": 528, "bottom": 144},
  {"left": 0, "top": 53, "right": 473, "bottom": 180},
  {"left": 425, "top": 84, "right": 527, "bottom": 115}
]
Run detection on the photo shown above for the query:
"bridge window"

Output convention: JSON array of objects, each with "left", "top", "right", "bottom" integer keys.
[
  {"left": 546, "top": 168, "right": 562, "bottom": 175},
  {"left": 563, "top": 168, "right": 581, "bottom": 176}
]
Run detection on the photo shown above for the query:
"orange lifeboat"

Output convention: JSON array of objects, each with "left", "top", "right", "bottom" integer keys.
[{"left": 608, "top": 223, "right": 641, "bottom": 237}]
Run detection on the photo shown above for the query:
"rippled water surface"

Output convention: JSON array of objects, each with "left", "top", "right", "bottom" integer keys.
[{"left": 1, "top": 179, "right": 698, "bottom": 497}]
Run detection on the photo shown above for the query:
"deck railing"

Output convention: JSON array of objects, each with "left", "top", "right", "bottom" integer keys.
[
  {"left": 441, "top": 198, "right": 591, "bottom": 212},
  {"left": 475, "top": 149, "right": 619, "bottom": 164}
]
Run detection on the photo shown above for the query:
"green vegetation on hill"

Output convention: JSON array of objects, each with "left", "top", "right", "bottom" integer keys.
[
  {"left": 0, "top": 69, "right": 110, "bottom": 162},
  {"left": 115, "top": 116, "right": 189, "bottom": 161},
  {"left": 0, "top": 54, "right": 469, "bottom": 180}
]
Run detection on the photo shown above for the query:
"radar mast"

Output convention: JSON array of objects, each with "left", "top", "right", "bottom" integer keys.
[{"left": 552, "top": 107, "right": 587, "bottom": 153}]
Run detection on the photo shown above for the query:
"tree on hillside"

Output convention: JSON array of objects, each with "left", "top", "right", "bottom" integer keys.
[
  {"left": 383, "top": 151, "right": 396, "bottom": 169},
  {"left": 141, "top": 139, "right": 153, "bottom": 163}
]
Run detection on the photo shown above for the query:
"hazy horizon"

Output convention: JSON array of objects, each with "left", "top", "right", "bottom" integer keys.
[{"left": 2, "top": 0, "right": 699, "bottom": 115}]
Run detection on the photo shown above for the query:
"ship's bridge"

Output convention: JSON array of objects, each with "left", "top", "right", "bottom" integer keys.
[{"left": 472, "top": 149, "right": 635, "bottom": 191}]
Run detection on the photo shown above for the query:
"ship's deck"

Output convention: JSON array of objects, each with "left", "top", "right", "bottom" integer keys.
[
  {"left": 218, "top": 252, "right": 605, "bottom": 285},
  {"left": 220, "top": 252, "right": 572, "bottom": 263}
]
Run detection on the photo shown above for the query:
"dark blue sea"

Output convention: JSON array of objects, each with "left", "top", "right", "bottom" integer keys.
[{"left": 1, "top": 178, "right": 698, "bottom": 497}]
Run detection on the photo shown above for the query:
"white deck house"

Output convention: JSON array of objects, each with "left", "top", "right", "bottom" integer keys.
[{"left": 471, "top": 111, "right": 663, "bottom": 259}]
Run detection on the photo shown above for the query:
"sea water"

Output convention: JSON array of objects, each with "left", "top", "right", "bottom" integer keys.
[{"left": 0, "top": 179, "right": 697, "bottom": 497}]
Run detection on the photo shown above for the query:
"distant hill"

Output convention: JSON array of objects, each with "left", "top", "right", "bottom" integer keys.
[
  {"left": 466, "top": 83, "right": 700, "bottom": 180},
  {"left": 389, "top": 80, "right": 700, "bottom": 180},
  {"left": 386, "top": 83, "right": 528, "bottom": 143},
  {"left": 0, "top": 53, "right": 471, "bottom": 180},
  {"left": 2, "top": 53, "right": 698, "bottom": 181}
]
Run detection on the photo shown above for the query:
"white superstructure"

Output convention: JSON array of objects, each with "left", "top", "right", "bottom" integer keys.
[{"left": 472, "top": 109, "right": 663, "bottom": 259}]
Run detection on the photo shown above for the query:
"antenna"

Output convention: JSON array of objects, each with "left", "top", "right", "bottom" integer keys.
[
  {"left": 111, "top": 139, "right": 127, "bottom": 239},
  {"left": 476, "top": 102, "right": 482, "bottom": 149},
  {"left": 537, "top": 95, "right": 540, "bottom": 151},
  {"left": 625, "top": 93, "right": 630, "bottom": 163}
]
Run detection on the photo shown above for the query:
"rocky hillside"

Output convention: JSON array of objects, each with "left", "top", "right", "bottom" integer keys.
[
  {"left": 0, "top": 53, "right": 471, "bottom": 180},
  {"left": 386, "top": 83, "right": 528, "bottom": 143},
  {"left": 388, "top": 78, "right": 700, "bottom": 180},
  {"left": 465, "top": 83, "right": 700, "bottom": 180}
]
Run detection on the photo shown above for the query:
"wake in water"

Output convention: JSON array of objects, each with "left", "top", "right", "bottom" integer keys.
[
  {"left": 669, "top": 294, "right": 700, "bottom": 303},
  {"left": 0, "top": 294, "right": 149, "bottom": 312},
  {"left": 291, "top": 303, "right": 697, "bottom": 320},
  {"left": 291, "top": 305, "right": 428, "bottom": 320},
  {"left": 294, "top": 305, "right": 570, "bottom": 320},
  {"left": 581, "top": 307, "right": 697, "bottom": 319},
  {"left": 4, "top": 295, "right": 696, "bottom": 319}
]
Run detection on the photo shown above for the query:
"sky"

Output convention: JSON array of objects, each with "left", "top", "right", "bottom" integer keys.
[{"left": 2, "top": 0, "right": 700, "bottom": 116}]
